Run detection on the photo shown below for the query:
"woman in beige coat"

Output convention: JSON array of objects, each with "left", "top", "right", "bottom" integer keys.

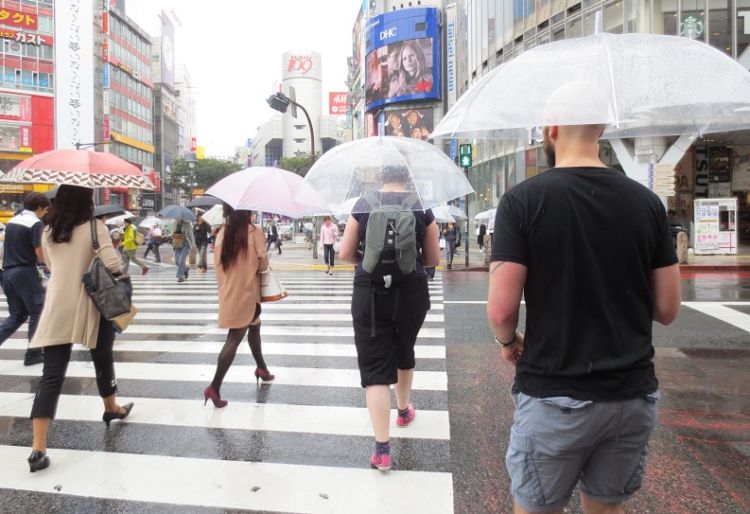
[
  {"left": 203, "top": 205, "right": 271, "bottom": 408},
  {"left": 27, "top": 185, "right": 133, "bottom": 473}
]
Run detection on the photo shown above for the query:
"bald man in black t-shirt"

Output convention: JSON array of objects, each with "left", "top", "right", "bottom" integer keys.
[{"left": 487, "top": 123, "right": 681, "bottom": 514}]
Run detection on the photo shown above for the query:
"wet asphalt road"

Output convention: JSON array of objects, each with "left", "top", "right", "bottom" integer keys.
[{"left": 0, "top": 266, "right": 747, "bottom": 513}]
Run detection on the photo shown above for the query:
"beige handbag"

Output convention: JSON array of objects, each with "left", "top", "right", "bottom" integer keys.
[{"left": 260, "top": 269, "right": 288, "bottom": 302}]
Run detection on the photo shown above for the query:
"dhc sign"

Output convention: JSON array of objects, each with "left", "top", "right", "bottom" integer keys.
[{"left": 365, "top": 7, "right": 442, "bottom": 111}]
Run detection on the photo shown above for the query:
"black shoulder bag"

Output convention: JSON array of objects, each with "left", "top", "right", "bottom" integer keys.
[{"left": 82, "top": 220, "right": 132, "bottom": 320}]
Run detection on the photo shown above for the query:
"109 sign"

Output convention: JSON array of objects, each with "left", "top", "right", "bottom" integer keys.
[{"left": 287, "top": 55, "right": 313, "bottom": 75}]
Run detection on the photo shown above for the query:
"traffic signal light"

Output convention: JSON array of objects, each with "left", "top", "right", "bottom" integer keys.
[
  {"left": 266, "top": 93, "right": 290, "bottom": 114},
  {"left": 459, "top": 144, "right": 472, "bottom": 168}
]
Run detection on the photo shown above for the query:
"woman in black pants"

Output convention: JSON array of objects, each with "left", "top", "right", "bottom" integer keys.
[
  {"left": 320, "top": 216, "right": 339, "bottom": 275},
  {"left": 26, "top": 185, "right": 133, "bottom": 472}
]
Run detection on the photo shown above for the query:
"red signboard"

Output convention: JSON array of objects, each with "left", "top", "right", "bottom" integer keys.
[
  {"left": 0, "top": 28, "right": 53, "bottom": 46},
  {"left": 103, "top": 188, "right": 111, "bottom": 204},
  {"left": 329, "top": 92, "right": 349, "bottom": 115},
  {"left": 103, "top": 116, "right": 110, "bottom": 140},
  {"left": 102, "top": 39, "right": 108, "bottom": 61},
  {"left": 190, "top": 136, "right": 197, "bottom": 152},
  {"left": 102, "top": 11, "right": 109, "bottom": 34},
  {"left": 0, "top": 8, "right": 38, "bottom": 31}
]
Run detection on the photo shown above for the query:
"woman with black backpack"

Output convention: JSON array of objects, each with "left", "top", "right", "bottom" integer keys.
[{"left": 338, "top": 165, "right": 441, "bottom": 471}]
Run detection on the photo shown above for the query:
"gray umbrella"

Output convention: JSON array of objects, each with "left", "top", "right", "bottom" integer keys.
[
  {"left": 187, "top": 195, "right": 222, "bottom": 208},
  {"left": 159, "top": 205, "right": 196, "bottom": 221},
  {"left": 94, "top": 204, "right": 127, "bottom": 218}
]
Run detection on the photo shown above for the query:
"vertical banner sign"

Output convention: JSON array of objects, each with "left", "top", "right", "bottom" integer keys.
[
  {"left": 54, "top": 0, "right": 95, "bottom": 149},
  {"left": 190, "top": 136, "right": 197, "bottom": 152},
  {"left": 450, "top": 139, "right": 458, "bottom": 161},
  {"left": 446, "top": 4, "right": 457, "bottom": 108},
  {"left": 160, "top": 12, "right": 175, "bottom": 89}
]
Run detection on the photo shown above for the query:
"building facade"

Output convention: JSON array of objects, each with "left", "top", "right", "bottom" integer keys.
[
  {"left": 250, "top": 51, "right": 342, "bottom": 168},
  {"left": 458, "top": 0, "right": 750, "bottom": 246},
  {"left": 97, "top": 1, "right": 155, "bottom": 210},
  {"left": 0, "top": 0, "right": 56, "bottom": 221}
]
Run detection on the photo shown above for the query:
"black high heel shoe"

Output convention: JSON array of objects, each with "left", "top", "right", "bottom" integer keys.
[
  {"left": 28, "top": 450, "right": 49, "bottom": 472},
  {"left": 102, "top": 402, "right": 134, "bottom": 428}
]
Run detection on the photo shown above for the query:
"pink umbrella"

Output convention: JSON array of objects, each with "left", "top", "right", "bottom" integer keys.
[
  {"left": 1, "top": 149, "right": 154, "bottom": 189},
  {"left": 205, "top": 167, "right": 328, "bottom": 217}
]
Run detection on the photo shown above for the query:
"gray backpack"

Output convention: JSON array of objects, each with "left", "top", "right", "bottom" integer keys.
[{"left": 362, "top": 193, "right": 420, "bottom": 288}]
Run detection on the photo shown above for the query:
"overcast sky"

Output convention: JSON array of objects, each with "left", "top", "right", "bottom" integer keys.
[{"left": 126, "top": 0, "right": 360, "bottom": 158}]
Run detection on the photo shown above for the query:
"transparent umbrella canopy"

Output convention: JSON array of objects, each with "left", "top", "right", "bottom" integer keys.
[
  {"left": 432, "top": 33, "right": 750, "bottom": 140},
  {"left": 298, "top": 136, "right": 474, "bottom": 214}
]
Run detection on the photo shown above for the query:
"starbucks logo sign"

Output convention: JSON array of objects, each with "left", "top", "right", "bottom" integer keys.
[{"left": 680, "top": 14, "right": 704, "bottom": 40}]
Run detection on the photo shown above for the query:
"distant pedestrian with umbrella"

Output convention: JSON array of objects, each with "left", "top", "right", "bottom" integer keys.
[
  {"left": 442, "top": 222, "right": 459, "bottom": 270},
  {"left": 172, "top": 218, "right": 195, "bottom": 283},
  {"left": 193, "top": 212, "right": 211, "bottom": 272},
  {"left": 204, "top": 204, "right": 272, "bottom": 408},
  {"left": 159, "top": 205, "right": 196, "bottom": 283},
  {"left": 120, "top": 218, "right": 149, "bottom": 275},
  {"left": 145, "top": 224, "right": 163, "bottom": 263}
]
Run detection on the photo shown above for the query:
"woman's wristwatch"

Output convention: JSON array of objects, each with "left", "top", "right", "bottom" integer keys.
[{"left": 494, "top": 332, "right": 517, "bottom": 348}]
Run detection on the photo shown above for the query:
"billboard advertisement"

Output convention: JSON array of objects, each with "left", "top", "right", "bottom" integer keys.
[
  {"left": 379, "top": 106, "right": 433, "bottom": 141},
  {"left": 160, "top": 12, "right": 175, "bottom": 89},
  {"left": 329, "top": 92, "right": 349, "bottom": 115},
  {"left": 365, "top": 8, "right": 441, "bottom": 111},
  {"left": 55, "top": 0, "right": 95, "bottom": 149}
]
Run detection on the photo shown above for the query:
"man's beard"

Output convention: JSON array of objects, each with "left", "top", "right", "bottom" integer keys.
[
  {"left": 542, "top": 126, "right": 556, "bottom": 168},
  {"left": 543, "top": 138, "right": 556, "bottom": 168}
]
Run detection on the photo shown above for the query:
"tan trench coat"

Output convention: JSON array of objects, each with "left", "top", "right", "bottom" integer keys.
[
  {"left": 214, "top": 224, "right": 269, "bottom": 328},
  {"left": 30, "top": 220, "right": 122, "bottom": 350}
]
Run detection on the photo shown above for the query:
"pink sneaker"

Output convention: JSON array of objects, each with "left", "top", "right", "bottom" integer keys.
[
  {"left": 370, "top": 452, "right": 392, "bottom": 471},
  {"left": 396, "top": 404, "right": 416, "bottom": 428}
]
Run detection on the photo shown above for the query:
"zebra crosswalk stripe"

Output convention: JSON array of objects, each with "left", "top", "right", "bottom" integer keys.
[{"left": 0, "top": 271, "right": 454, "bottom": 513}]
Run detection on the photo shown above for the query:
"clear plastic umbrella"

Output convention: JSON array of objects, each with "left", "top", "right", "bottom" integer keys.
[
  {"left": 298, "top": 136, "right": 474, "bottom": 214},
  {"left": 432, "top": 204, "right": 467, "bottom": 223},
  {"left": 432, "top": 33, "right": 750, "bottom": 140},
  {"left": 104, "top": 211, "right": 136, "bottom": 225}
]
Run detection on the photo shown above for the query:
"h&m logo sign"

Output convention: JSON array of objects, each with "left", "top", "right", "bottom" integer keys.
[{"left": 287, "top": 55, "right": 314, "bottom": 74}]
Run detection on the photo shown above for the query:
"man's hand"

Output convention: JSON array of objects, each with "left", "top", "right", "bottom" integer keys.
[{"left": 499, "top": 332, "right": 525, "bottom": 366}]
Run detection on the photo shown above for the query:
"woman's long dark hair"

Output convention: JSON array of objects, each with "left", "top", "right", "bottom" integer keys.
[
  {"left": 219, "top": 204, "right": 255, "bottom": 271},
  {"left": 48, "top": 185, "right": 94, "bottom": 244}
]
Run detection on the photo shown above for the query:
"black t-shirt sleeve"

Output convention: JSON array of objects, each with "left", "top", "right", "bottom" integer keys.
[
  {"left": 31, "top": 221, "right": 43, "bottom": 248},
  {"left": 651, "top": 209, "right": 679, "bottom": 269},
  {"left": 491, "top": 193, "right": 528, "bottom": 265},
  {"left": 423, "top": 209, "right": 435, "bottom": 226}
]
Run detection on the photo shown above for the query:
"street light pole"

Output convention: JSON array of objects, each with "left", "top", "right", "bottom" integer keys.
[{"left": 267, "top": 92, "right": 319, "bottom": 259}]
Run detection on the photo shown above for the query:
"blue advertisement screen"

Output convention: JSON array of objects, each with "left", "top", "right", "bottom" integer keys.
[{"left": 365, "top": 8, "right": 441, "bottom": 111}]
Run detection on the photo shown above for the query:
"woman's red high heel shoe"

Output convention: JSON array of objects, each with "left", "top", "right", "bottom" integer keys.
[
  {"left": 203, "top": 386, "right": 228, "bottom": 408},
  {"left": 254, "top": 367, "right": 275, "bottom": 385}
]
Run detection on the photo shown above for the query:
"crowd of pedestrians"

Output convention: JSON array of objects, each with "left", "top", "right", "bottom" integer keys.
[{"left": 0, "top": 120, "right": 681, "bottom": 514}]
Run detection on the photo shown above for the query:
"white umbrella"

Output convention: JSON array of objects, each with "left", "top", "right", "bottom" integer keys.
[
  {"left": 432, "top": 33, "right": 750, "bottom": 140},
  {"left": 139, "top": 216, "right": 165, "bottom": 229},
  {"left": 297, "top": 136, "right": 474, "bottom": 214},
  {"left": 474, "top": 209, "right": 496, "bottom": 222},
  {"left": 104, "top": 211, "right": 136, "bottom": 225},
  {"left": 431, "top": 205, "right": 457, "bottom": 224},
  {"left": 202, "top": 204, "right": 225, "bottom": 226}
]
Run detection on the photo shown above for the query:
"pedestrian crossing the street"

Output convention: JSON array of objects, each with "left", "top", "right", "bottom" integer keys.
[{"left": 0, "top": 271, "right": 453, "bottom": 513}]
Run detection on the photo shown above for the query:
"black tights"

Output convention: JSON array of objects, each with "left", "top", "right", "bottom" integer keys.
[
  {"left": 31, "top": 318, "right": 117, "bottom": 419},
  {"left": 210, "top": 306, "right": 266, "bottom": 393}
]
